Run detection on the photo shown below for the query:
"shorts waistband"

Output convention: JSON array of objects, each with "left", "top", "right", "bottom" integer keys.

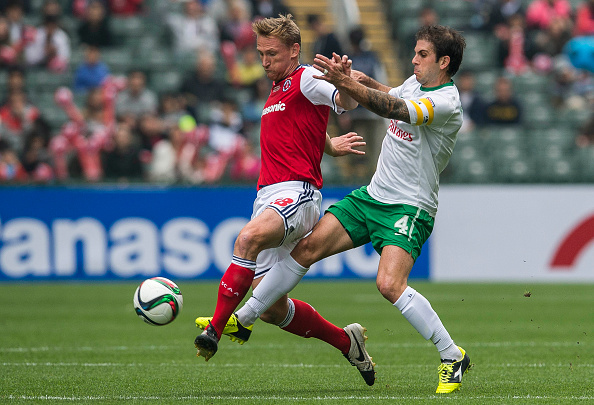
[{"left": 257, "top": 181, "right": 318, "bottom": 192}]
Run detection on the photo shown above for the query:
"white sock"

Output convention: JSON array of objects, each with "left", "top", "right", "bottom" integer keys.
[
  {"left": 236, "top": 255, "right": 308, "bottom": 326},
  {"left": 394, "top": 286, "right": 463, "bottom": 361}
]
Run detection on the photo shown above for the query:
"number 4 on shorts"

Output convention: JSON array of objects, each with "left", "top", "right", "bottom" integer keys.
[{"left": 394, "top": 215, "right": 409, "bottom": 236}]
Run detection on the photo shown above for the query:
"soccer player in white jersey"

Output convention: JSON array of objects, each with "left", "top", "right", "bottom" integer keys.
[
  {"left": 216, "top": 25, "right": 471, "bottom": 394},
  {"left": 194, "top": 14, "right": 377, "bottom": 385}
]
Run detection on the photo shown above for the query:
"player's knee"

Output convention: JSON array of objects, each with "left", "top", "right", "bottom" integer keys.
[
  {"left": 376, "top": 273, "right": 407, "bottom": 303},
  {"left": 293, "top": 236, "right": 320, "bottom": 268},
  {"left": 235, "top": 227, "right": 264, "bottom": 255}
]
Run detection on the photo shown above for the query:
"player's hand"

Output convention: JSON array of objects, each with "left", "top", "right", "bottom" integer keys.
[
  {"left": 328, "top": 132, "right": 366, "bottom": 157},
  {"left": 339, "top": 53, "right": 352, "bottom": 78},
  {"left": 313, "top": 53, "right": 349, "bottom": 85},
  {"left": 351, "top": 69, "right": 368, "bottom": 83}
]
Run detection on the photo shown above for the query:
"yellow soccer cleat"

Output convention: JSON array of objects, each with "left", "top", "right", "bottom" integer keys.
[
  {"left": 195, "top": 313, "right": 253, "bottom": 345},
  {"left": 436, "top": 346, "right": 471, "bottom": 393}
]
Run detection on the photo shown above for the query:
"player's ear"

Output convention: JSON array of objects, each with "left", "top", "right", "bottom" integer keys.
[
  {"left": 439, "top": 55, "right": 450, "bottom": 71},
  {"left": 291, "top": 43, "right": 300, "bottom": 58}
]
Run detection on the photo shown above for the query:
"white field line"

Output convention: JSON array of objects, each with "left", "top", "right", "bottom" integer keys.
[
  {"left": 0, "top": 340, "right": 588, "bottom": 353},
  {"left": 2, "top": 362, "right": 593, "bottom": 368},
  {"left": 3, "top": 395, "right": 594, "bottom": 401}
]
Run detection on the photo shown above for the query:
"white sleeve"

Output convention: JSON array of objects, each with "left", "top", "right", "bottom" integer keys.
[{"left": 300, "top": 66, "right": 346, "bottom": 114}]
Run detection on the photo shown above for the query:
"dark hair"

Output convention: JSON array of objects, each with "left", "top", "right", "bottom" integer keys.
[{"left": 415, "top": 25, "right": 465, "bottom": 77}]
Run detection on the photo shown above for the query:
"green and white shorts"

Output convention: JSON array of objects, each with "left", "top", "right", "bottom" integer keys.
[{"left": 326, "top": 186, "right": 434, "bottom": 261}]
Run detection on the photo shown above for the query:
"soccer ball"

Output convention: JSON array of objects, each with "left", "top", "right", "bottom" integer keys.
[{"left": 133, "top": 277, "right": 183, "bottom": 326}]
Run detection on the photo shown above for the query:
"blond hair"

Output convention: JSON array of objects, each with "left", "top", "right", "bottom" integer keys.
[{"left": 252, "top": 14, "right": 301, "bottom": 50}]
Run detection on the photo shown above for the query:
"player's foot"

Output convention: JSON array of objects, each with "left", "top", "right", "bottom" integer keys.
[
  {"left": 194, "top": 322, "right": 219, "bottom": 361},
  {"left": 195, "top": 313, "right": 253, "bottom": 345},
  {"left": 436, "top": 346, "right": 471, "bottom": 393},
  {"left": 343, "top": 323, "right": 376, "bottom": 386}
]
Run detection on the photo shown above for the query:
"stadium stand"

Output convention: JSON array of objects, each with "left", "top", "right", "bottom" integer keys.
[{"left": 0, "top": 0, "right": 592, "bottom": 184}]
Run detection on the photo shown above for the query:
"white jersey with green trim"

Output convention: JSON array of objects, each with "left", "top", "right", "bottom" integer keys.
[{"left": 367, "top": 74, "right": 462, "bottom": 217}]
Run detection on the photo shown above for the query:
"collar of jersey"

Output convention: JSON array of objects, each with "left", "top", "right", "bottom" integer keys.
[
  {"left": 275, "top": 64, "right": 305, "bottom": 85},
  {"left": 420, "top": 80, "right": 454, "bottom": 92}
]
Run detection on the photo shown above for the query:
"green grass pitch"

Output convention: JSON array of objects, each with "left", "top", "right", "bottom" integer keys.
[{"left": 1, "top": 281, "right": 593, "bottom": 404}]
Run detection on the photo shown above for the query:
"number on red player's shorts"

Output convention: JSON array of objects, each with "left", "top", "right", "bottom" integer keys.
[{"left": 272, "top": 198, "right": 294, "bottom": 207}]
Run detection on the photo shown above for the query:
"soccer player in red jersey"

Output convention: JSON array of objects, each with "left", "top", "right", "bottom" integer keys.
[{"left": 194, "top": 14, "right": 376, "bottom": 385}]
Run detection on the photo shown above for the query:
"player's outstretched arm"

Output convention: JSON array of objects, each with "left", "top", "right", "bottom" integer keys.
[
  {"left": 314, "top": 54, "right": 410, "bottom": 123},
  {"left": 352, "top": 69, "right": 391, "bottom": 93},
  {"left": 324, "top": 132, "right": 366, "bottom": 157}
]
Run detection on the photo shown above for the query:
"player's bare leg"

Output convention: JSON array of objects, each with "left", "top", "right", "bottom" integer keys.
[{"left": 377, "top": 245, "right": 470, "bottom": 392}]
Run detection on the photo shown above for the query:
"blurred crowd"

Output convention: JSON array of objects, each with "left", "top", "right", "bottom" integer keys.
[
  {"left": 0, "top": 0, "right": 593, "bottom": 185},
  {"left": 0, "top": 0, "right": 290, "bottom": 184}
]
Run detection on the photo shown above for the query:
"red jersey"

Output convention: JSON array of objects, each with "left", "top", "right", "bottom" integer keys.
[{"left": 258, "top": 65, "right": 345, "bottom": 189}]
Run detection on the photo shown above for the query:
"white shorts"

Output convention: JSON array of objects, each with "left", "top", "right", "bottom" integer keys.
[{"left": 252, "top": 181, "right": 322, "bottom": 278}]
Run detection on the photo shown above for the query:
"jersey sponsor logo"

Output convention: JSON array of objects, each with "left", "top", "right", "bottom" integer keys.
[
  {"left": 273, "top": 85, "right": 280, "bottom": 93},
  {"left": 388, "top": 120, "right": 413, "bottom": 142},
  {"left": 283, "top": 78, "right": 292, "bottom": 92},
  {"left": 550, "top": 213, "right": 594, "bottom": 269},
  {"left": 261, "top": 101, "right": 286, "bottom": 117}
]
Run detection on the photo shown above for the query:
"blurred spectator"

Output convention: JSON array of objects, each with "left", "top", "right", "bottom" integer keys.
[
  {"left": 137, "top": 112, "right": 165, "bottom": 151},
  {"left": 1, "top": 66, "right": 26, "bottom": 103},
  {"left": 107, "top": 0, "right": 144, "bottom": 16},
  {"left": 3, "top": 1, "right": 36, "bottom": 65},
  {"left": 0, "top": 15, "right": 17, "bottom": 67},
  {"left": 101, "top": 120, "right": 143, "bottom": 182},
  {"left": 0, "top": 138, "right": 26, "bottom": 181},
  {"left": 115, "top": 70, "right": 158, "bottom": 122},
  {"left": 551, "top": 56, "right": 594, "bottom": 110},
  {"left": 230, "top": 48, "right": 265, "bottom": 88},
  {"left": 576, "top": 113, "right": 594, "bottom": 148},
  {"left": 180, "top": 51, "right": 231, "bottom": 122},
  {"left": 484, "top": 76, "right": 523, "bottom": 125},
  {"left": 337, "top": 26, "right": 387, "bottom": 180},
  {"left": 77, "top": 0, "right": 113, "bottom": 48},
  {"left": 534, "top": 15, "right": 572, "bottom": 57},
  {"left": 73, "top": 44, "right": 110, "bottom": 93},
  {"left": 457, "top": 70, "right": 487, "bottom": 131},
  {"left": 574, "top": 0, "right": 594, "bottom": 36},
  {"left": 204, "top": 98, "right": 259, "bottom": 182},
  {"left": 307, "top": 13, "right": 344, "bottom": 60},
  {"left": 476, "top": 0, "right": 524, "bottom": 31},
  {"left": 159, "top": 92, "right": 187, "bottom": 128},
  {"left": 219, "top": 0, "right": 255, "bottom": 52},
  {"left": 83, "top": 86, "right": 109, "bottom": 132},
  {"left": 5, "top": 0, "right": 29, "bottom": 43},
  {"left": 71, "top": 0, "right": 109, "bottom": 19},
  {"left": 165, "top": 0, "right": 219, "bottom": 56},
  {"left": 240, "top": 75, "right": 269, "bottom": 140},
  {"left": 148, "top": 123, "right": 185, "bottom": 182},
  {"left": 525, "top": 0, "right": 572, "bottom": 31},
  {"left": 248, "top": 0, "right": 290, "bottom": 20},
  {"left": 0, "top": 90, "right": 41, "bottom": 153},
  {"left": 0, "top": 0, "right": 32, "bottom": 15},
  {"left": 402, "top": 7, "right": 438, "bottom": 63},
  {"left": 496, "top": 13, "right": 535, "bottom": 75},
  {"left": 19, "top": 118, "right": 53, "bottom": 182},
  {"left": 24, "top": 11, "right": 70, "bottom": 72},
  {"left": 51, "top": 85, "right": 119, "bottom": 181},
  {"left": 208, "top": 0, "right": 252, "bottom": 26}
]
